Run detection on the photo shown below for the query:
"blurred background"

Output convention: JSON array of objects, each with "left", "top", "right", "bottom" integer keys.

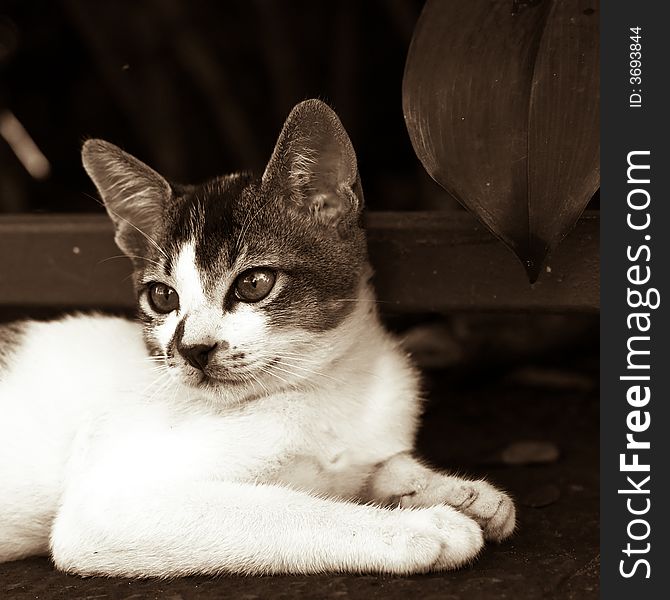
[{"left": 0, "top": 0, "right": 456, "bottom": 214}]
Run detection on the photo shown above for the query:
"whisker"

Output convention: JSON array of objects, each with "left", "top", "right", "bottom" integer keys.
[
  {"left": 257, "top": 363, "right": 292, "bottom": 387},
  {"left": 275, "top": 359, "right": 345, "bottom": 384},
  {"left": 254, "top": 351, "right": 322, "bottom": 364},
  {"left": 145, "top": 354, "right": 168, "bottom": 363},
  {"left": 144, "top": 366, "right": 169, "bottom": 375},
  {"left": 146, "top": 376, "right": 175, "bottom": 404},
  {"left": 170, "top": 372, "right": 181, "bottom": 406},
  {"left": 265, "top": 362, "right": 313, "bottom": 382},
  {"left": 98, "top": 254, "right": 163, "bottom": 268},
  {"left": 234, "top": 196, "right": 277, "bottom": 254},
  {"left": 250, "top": 348, "right": 343, "bottom": 371},
  {"left": 254, "top": 349, "right": 378, "bottom": 379},
  {"left": 139, "top": 370, "right": 172, "bottom": 400},
  {"left": 84, "top": 191, "right": 169, "bottom": 261},
  {"left": 249, "top": 369, "right": 271, "bottom": 396},
  {"left": 273, "top": 356, "right": 323, "bottom": 367},
  {"left": 333, "top": 298, "right": 391, "bottom": 304},
  {"left": 242, "top": 370, "right": 270, "bottom": 401}
]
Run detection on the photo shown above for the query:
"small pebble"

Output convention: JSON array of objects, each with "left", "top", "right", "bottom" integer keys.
[
  {"left": 501, "top": 440, "right": 560, "bottom": 465},
  {"left": 507, "top": 366, "right": 595, "bottom": 390},
  {"left": 401, "top": 323, "right": 463, "bottom": 369},
  {"left": 522, "top": 483, "right": 561, "bottom": 508}
]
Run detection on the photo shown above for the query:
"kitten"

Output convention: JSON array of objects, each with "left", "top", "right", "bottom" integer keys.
[{"left": 0, "top": 100, "right": 515, "bottom": 576}]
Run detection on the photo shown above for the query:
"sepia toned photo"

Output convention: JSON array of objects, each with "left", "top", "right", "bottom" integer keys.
[{"left": 0, "top": 1, "right": 605, "bottom": 598}]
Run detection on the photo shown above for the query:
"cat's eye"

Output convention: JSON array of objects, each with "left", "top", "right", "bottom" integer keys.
[
  {"left": 148, "top": 283, "right": 180, "bottom": 313},
  {"left": 235, "top": 268, "right": 276, "bottom": 302}
]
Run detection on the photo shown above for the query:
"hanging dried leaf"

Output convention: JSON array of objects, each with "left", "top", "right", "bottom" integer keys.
[{"left": 403, "top": 0, "right": 599, "bottom": 282}]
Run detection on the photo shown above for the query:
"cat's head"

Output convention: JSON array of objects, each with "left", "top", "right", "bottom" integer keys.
[{"left": 82, "top": 99, "right": 374, "bottom": 404}]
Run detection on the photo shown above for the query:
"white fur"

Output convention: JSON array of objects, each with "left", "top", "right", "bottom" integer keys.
[
  {"left": 0, "top": 292, "right": 514, "bottom": 576},
  {"left": 173, "top": 242, "right": 206, "bottom": 310}
]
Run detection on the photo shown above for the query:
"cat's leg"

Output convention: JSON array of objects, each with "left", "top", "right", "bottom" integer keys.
[
  {"left": 365, "top": 452, "right": 516, "bottom": 542},
  {"left": 50, "top": 478, "right": 483, "bottom": 577}
]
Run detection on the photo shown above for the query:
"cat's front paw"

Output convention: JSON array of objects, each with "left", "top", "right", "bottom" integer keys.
[
  {"left": 389, "top": 505, "right": 484, "bottom": 573},
  {"left": 368, "top": 454, "right": 516, "bottom": 543},
  {"left": 400, "top": 479, "right": 515, "bottom": 543},
  {"left": 458, "top": 481, "right": 516, "bottom": 543}
]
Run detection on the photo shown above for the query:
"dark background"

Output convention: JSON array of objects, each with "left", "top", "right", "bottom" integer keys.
[{"left": 0, "top": 0, "right": 457, "bottom": 214}]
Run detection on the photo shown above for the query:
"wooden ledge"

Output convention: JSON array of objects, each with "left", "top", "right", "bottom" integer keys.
[{"left": 0, "top": 211, "right": 599, "bottom": 312}]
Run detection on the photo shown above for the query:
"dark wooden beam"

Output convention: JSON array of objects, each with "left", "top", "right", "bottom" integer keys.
[{"left": 0, "top": 211, "right": 599, "bottom": 312}]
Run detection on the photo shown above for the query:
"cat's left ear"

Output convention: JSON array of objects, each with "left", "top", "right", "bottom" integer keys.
[
  {"left": 81, "top": 139, "right": 171, "bottom": 258},
  {"left": 261, "top": 99, "right": 363, "bottom": 226}
]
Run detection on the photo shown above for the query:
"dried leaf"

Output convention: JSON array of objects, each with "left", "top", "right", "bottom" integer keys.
[{"left": 403, "top": 0, "right": 599, "bottom": 281}]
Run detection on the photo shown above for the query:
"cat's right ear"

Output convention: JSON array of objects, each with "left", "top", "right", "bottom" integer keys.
[
  {"left": 261, "top": 99, "right": 363, "bottom": 228},
  {"left": 81, "top": 139, "right": 171, "bottom": 258}
]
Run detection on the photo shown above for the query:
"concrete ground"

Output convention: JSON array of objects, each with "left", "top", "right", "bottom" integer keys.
[{"left": 0, "top": 338, "right": 599, "bottom": 599}]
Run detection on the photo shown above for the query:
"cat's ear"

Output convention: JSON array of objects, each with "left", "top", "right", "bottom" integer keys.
[
  {"left": 261, "top": 99, "right": 363, "bottom": 226},
  {"left": 81, "top": 139, "right": 171, "bottom": 257}
]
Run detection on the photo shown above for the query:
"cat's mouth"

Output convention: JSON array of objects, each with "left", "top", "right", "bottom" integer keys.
[
  {"left": 168, "top": 352, "right": 250, "bottom": 387},
  {"left": 192, "top": 371, "right": 245, "bottom": 388},
  {"left": 177, "top": 357, "right": 284, "bottom": 392}
]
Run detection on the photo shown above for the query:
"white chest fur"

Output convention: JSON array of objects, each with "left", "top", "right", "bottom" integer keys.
[
  {"left": 0, "top": 312, "right": 421, "bottom": 563},
  {"left": 72, "top": 342, "right": 420, "bottom": 498}
]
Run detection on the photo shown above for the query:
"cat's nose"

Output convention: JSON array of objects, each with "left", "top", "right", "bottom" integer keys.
[{"left": 178, "top": 343, "right": 218, "bottom": 371}]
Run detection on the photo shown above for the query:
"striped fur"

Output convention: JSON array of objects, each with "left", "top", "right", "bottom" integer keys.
[{"left": 0, "top": 321, "right": 27, "bottom": 372}]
